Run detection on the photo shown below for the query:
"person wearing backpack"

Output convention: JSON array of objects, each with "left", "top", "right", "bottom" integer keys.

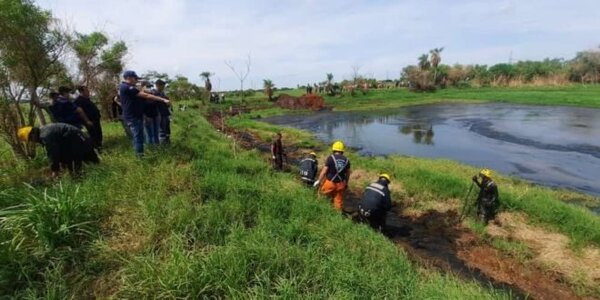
[
  {"left": 314, "top": 141, "right": 351, "bottom": 211},
  {"left": 299, "top": 152, "right": 318, "bottom": 186}
]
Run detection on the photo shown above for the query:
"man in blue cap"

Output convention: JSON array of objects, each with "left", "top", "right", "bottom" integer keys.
[{"left": 119, "top": 70, "right": 170, "bottom": 157}]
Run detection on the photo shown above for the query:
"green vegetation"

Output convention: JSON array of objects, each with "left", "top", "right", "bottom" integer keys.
[
  {"left": 324, "top": 85, "right": 600, "bottom": 110},
  {"left": 226, "top": 86, "right": 600, "bottom": 250},
  {"left": 0, "top": 108, "right": 511, "bottom": 298}
]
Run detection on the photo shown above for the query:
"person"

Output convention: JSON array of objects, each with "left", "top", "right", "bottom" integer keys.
[
  {"left": 472, "top": 168, "right": 499, "bottom": 224},
  {"left": 143, "top": 85, "right": 160, "bottom": 145},
  {"left": 74, "top": 85, "right": 102, "bottom": 150},
  {"left": 271, "top": 132, "right": 285, "bottom": 170},
  {"left": 118, "top": 70, "right": 170, "bottom": 158},
  {"left": 358, "top": 174, "right": 393, "bottom": 232},
  {"left": 113, "top": 93, "right": 132, "bottom": 138},
  {"left": 314, "top": 141, "right": 352, "bottom": 211},
  {"left": 299, "top": 152, "right": 318, "bottom": 186},
  {"left": 17, "top": 124, "right": 99, "bottom": 177},
  {"left": 152, "top": 79, "right": 171, "bottom": 144},
  {"left": 51, "top": 86, "right": 94, "bottom": 129}
]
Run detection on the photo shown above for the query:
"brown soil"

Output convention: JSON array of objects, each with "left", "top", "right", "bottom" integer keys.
[
  {"left": 206, "top": 111, "right": 595, "bottom": 300},
  {"left": 275, "top": 93, "right": 326, "bottom": 110}
]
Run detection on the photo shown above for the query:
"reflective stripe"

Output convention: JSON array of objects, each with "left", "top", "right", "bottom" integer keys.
[
  {"left": 369, "top": 183, "right": 385, "bottom": 190},
  {"left": 366, "top": 186, "right": 386, "bottom": 197},
  {"left": 300, "top": 158, "right": 316, "bottom": 164},
  {"left": 301, "top": 177, "right": 314, "bottom": 182}
]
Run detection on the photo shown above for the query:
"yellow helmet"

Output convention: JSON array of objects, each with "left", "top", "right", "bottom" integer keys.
[
  {"left": 17, "top": 126, "right": 32, "bottom": 142},
  {"left": 479, "top": 168, "right": 492, "bottom": 178},
  {"left": 309, "top": 152, "right": 316, "bottom": 156},
  {"left": 332, "top": 141, "right": 345, "bottom": 152},
  {"left": 379, "top": 173, "right": 391, "bottom": 182}
]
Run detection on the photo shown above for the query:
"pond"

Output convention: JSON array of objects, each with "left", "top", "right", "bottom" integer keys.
[{"left": 263, "top": 103, "right": 600, "bottom": 197}]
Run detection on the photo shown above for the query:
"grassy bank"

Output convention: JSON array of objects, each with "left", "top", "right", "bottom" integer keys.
[
  {"left": 0, "top": 108, "right": 509, "bottom": 298},
  {"left": 226, "top": 97, "right": 600, "bottom": 250}
]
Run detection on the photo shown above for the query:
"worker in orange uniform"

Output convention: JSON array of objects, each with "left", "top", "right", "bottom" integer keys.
[{"left": 314, "top": 141, "right": 351, "bottom": 211}]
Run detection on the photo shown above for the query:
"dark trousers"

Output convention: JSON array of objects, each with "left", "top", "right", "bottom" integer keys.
[
  {"left": 56, "top": 134, "right": 99, "bottom": 175},
  {"left": 477, "top": 199, "right": 497, "bottom": 224},
  {"left": 359, "top": 207, "right": 386, "bottom": 232},
  {"left": 272, "top": 154, "right": 283, "bottom": 170},
  {"left": 159, "top": 114, "right": 171, "bottom": 144},
  {"left": 144, "top": 116, "right": 160, "bottom": 145},
  {"left": 86, "top": 120, "right": 103, "bottom": 149}
]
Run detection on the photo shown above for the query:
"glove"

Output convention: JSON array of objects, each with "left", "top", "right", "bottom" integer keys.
[
  {"left": 472, "top": 175, "right": 478, "bottom": 182},
  {"left": 313, "top": 180, "right": 320, "bottom": 187},
  {"left": 272, "top": 155, "right": 276, "bottom": 160}
]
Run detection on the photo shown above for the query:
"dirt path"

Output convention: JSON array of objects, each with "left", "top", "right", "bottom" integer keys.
[{"left": 206, "top": 111, "right": 591, "bottom": 300}]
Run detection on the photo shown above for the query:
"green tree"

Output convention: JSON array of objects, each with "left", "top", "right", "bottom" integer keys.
[
  {"left": 71, "top": 32, "right": 127, "bottom": 118},
  {"left": 263, "top": 79, "right": 274, "bottom": 101},
  {"left": 429, "top": 47, "right": 444, "bottom": 84},
  {"left": 418, "top": 54, "right": 430, "bottom": 70},
  {"left": 0, "top": 0, "right": 70, "bottom": 157}
]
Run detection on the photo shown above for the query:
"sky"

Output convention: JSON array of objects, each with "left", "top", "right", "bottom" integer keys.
[{"left": 38, "top": 0, "right": 600, "bottom": 90}]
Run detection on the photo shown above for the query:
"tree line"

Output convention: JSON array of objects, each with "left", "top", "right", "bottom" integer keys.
[{"left": 402, "top": 47, "right": 600, "bottom": 91}]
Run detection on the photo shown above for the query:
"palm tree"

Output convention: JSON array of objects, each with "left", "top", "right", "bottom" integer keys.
[
  {"left": 326, "top": 73, "right": 334, "bottom": 95},
  {"left": 263, "top": 79, "right": 274, "bottom": 101},
  {"left": 200, "top": 71, "right": 213, "bottom": 92},
  {"left": 418, "top": 54, "right": 431, "bottom": 71},
  {"left": 429, "top": 47, "right": 444, "bottom": 84}
]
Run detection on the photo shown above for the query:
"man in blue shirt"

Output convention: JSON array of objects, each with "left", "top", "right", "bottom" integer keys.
[
  {"left": 51, "top": 86, "right": 93, "bottom": 129},
  {"left": 152, "top": 79, "right": 171, "bottom": 144},
  {"left": 119, "top": 70, "right": 170, "bottom": 157}
]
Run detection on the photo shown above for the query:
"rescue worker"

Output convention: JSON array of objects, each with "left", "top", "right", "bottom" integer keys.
[
  {"left": 314, "top": 141, "right": 352, "bottom": 211},
  {"left": 299, "top": 152, "right": 318, "bottom": 186},
  {"left": 152, "top": 79, "right": 171, "bottom": 144},
  {"left": 271, "top": 132, "right": 285, "bottom": 170},
  {"left": 74, "top": 85, "right": 102, "bottom": 151},
  {"left": 51, "top": 86, "right": 94, "bottom": 129},
  {"left": 472, "top": 168, "right": 499, "bottom": 224},
  {"left": 17, "top": 124, "right": 99, "bottom": 177},
  {"left": 358, "top": 174, "right": 393, "bottom": 232}
]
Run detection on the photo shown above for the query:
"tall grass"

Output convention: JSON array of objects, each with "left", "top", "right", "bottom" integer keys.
[{"left": 0, "top": 108, "right": 508, "bottom": 298}]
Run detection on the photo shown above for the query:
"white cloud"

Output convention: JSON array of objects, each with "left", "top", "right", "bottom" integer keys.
[{"left": 37, "top": 0, "right": 600, "bottom": 89}]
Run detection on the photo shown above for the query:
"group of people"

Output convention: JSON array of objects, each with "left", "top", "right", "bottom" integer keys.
[
  {"left": 272, "top": 135, "right": 499, "bottom": 232},
  {"left": 17, "top": 70, "right": 173, "bottom": 177}
]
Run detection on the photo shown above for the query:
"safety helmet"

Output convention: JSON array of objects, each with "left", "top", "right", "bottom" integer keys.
[
  {"left": 479, "top": 168, "right": 492, "bottom": 179},
  {"left": 17, "top": 126, "right": 32, "bottom": 142},
  {"left": 379, "top": 173, "right": 391, "bottom": 182},
  {"left": 332, "top": 141, "right": 345, "bottom": 152},
  {"left": 309, "top": 152, "right": 316, "bottom": 157}
]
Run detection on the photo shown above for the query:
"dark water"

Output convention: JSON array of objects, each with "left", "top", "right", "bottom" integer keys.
[{"left": 264, "top": 103, "right": 600, "bottom": 196}]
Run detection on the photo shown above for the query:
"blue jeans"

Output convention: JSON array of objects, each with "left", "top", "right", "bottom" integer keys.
[
  {"left": 144, "top": 116, "right": 160, "bottom": 145},
  {"left": 159, "top": 114, "right": 171, "bottom": 144},
  {"left": 126, "top": 118, "right": 145, "bottom": 157}
]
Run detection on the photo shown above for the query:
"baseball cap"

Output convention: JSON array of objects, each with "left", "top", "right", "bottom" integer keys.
[
  {"left": 122, "top": 70, "right": 141, "bottom": 79},
  {"left": 155, "top": 79, "right": 166, "bottom": 85}
]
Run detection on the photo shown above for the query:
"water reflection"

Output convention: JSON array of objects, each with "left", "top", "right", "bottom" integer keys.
[{"left": 400, "top": 124, "right": 435, "bottom": 145}]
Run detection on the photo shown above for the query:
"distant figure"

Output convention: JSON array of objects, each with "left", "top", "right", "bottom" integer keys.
[
  {"left": 358, "top": 174, "right": 393, "bottom": 232},
  {"left": 74, "top": 85, "right": 102, "bottom": 150},
  {"left": 315, "top": 141, "right": 352, "bottom": 211},
  {"left": 299, "top": 152, "right": 318, "bottom": 186},
  {"left": 18, "top": 124, "right": 99, "bottom": 177},
  {"left": 143, "top": 86, "right": 160, "bottom": 145},
  {"left": 119, "top": 70, "right": 170, "bottom": 158},
  {"left": 472, "top": 169, "right": 499, "bottom": 224},
  {"left": 51, "top": 86, "right": 93, "bottom": 129},
  {"left": 152, "top": 79, "right": 171, "bottom": 144},
  {"left": 271, "top": 132, "right": 285, "bottom": 170}
]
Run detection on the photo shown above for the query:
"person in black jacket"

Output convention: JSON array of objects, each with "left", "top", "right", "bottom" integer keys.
[
  {"left": 152, "top": 79, "right": 171, "bottom": 144},
  {"left": 51, "top": 86, "right": 93, "bottom": 129},
  {"left": 299, "top": 152, "right": 318, "bottom": 186},
  {"left": 75, "top": 85, "right": 102, "bottom": 150},
  {"left": 358, "top": 174, "right": 393, "bottom": 232},
  {"left": 18, "top": 124, "right": 99, "bottom": 177},
  {"left": 472, "top": 168, "right": 499, "bottom": 224}
]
